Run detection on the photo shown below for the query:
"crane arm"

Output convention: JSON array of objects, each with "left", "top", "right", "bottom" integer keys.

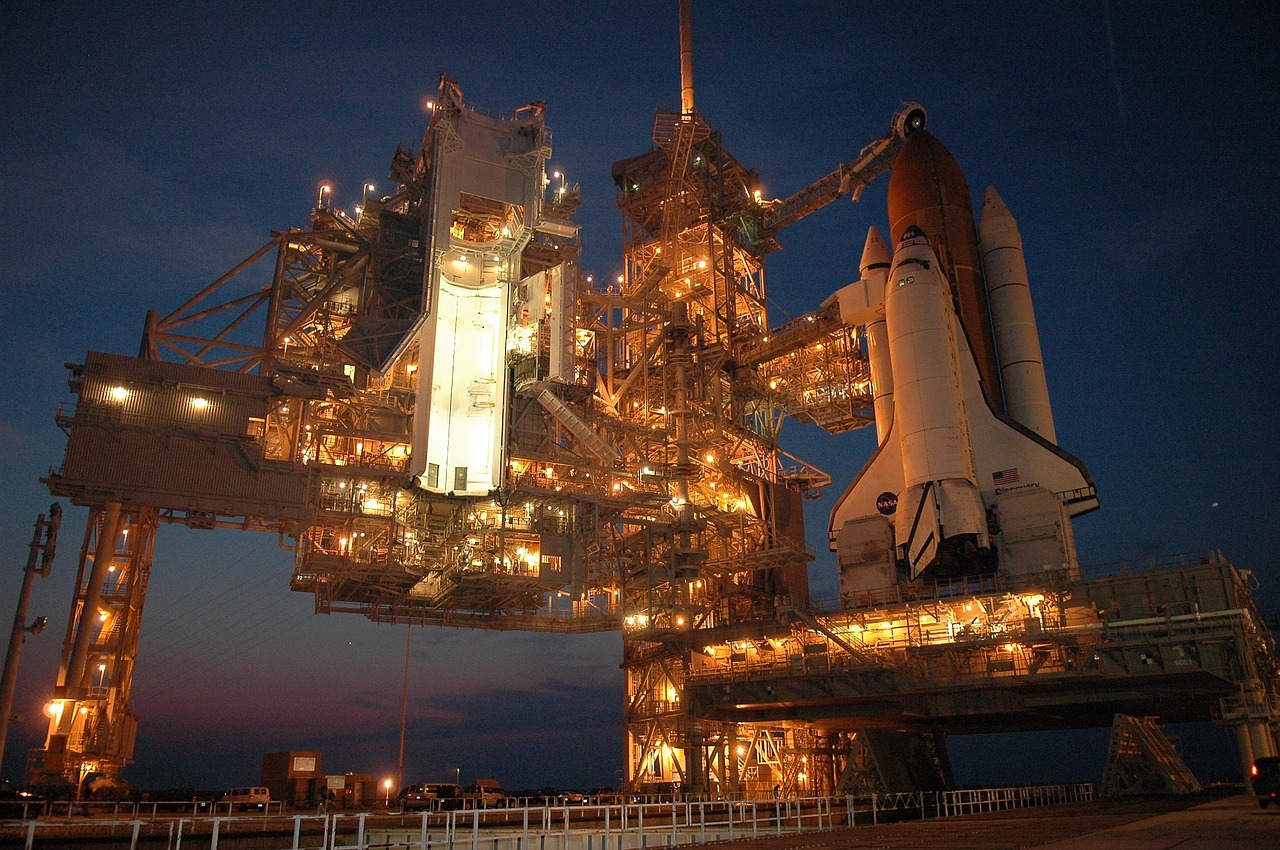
[{"left": 763, "top": 103, "right": 926, "bottom": 233}]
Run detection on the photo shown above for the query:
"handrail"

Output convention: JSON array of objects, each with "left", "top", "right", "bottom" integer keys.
[{"left": 3, "top": 783, "right": 1098, "bottom": 848}]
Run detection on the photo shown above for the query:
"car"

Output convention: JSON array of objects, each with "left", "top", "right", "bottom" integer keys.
[{"left": 1253, "top": 756, "right": 1280, "bottom": 808}]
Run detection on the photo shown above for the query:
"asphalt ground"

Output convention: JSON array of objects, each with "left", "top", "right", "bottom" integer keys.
[{"left": 697, "top": 791, "right": 1280, "bottom": 849}]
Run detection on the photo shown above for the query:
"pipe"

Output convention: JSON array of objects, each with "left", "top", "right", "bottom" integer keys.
[{"left": 0, "top": 510, "right": 58, "bottom": 766}]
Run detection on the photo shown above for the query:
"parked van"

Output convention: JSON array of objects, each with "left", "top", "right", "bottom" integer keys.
[
  {"left": 221, "top": 786, "right": 270, "bottom": 810},
  {"left": 400, "top": 782, "right": 462, "bottom": 811},
  {"left": 398, "top": 784, "right": 435, "bottom": 811}
]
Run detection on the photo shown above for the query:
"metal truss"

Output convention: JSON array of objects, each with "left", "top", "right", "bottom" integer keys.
[{"left": 35, "top": 506, "right": 157, "bottom": 786}]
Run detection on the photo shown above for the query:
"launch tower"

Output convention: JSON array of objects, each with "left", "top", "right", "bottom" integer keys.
[{"left": 25, "top": 2, "right": 1278, "bottom": 797}]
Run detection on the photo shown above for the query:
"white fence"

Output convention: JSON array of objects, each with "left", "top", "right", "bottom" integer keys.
[
  {"left": 32, "top": 799, "right": 286, "bottom": 819},
  {"left": 1, "top": 784, "right": 1096, "bottom": 850}
]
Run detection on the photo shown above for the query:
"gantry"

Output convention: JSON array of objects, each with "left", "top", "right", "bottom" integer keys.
[
  {"left": 27, "top": 66, "right": 916, "bottom": 792},
  {"left": 29, "top": 53, "right": 1278, "bottom": 797}
]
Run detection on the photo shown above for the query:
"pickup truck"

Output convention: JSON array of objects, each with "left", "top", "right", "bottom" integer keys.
[{"left": 462, "top": 779, "right": 505, "bottom": 808}]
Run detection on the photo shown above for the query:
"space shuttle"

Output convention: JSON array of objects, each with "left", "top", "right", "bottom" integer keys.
[{"left": 826, "top": 127, "right": 1098, "bottom": 596}]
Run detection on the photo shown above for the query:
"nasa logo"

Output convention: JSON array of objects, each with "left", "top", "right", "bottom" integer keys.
[{"left": 875, "top": 492, "right": 898, "bottom": 515}]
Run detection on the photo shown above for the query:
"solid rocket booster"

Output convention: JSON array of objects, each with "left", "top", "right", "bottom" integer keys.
[
  {"left": 887, "top": 130, "right": 1004, "bottom": 413},
  {"left": 979, "top": 187, "right": 1056, "bottom": 443},
  {"left": 887, "top": 227, "right": 988, "bottom": 573},
  {"left": 861, "top": 227, "right": 894, "bottom": 445}
]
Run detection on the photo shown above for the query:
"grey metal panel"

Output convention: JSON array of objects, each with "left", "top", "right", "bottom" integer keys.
[
  {"left": 56, "top": 351, "right": 309, "bottom": 521},
  {"left": 52, "top": 424, "right": 310, "bottom": 521},
  {"left": 77, "top": 351, "right": 273, "bottom": 436},
  {"left": 1079, "top": 562, "right": 1236, "bottom": 620}
]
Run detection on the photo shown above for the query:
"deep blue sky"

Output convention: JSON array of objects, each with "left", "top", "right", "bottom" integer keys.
[{"left": 2, "top": 1, "right": 1278, "bottom": 792}]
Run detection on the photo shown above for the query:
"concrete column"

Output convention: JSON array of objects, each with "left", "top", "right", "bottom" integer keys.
[
  {"left": 1249, "top": 721, "right": 1276, "bottom": 760},
  {"left": 1236, "top": 724, "right": 1256, "bottom": 791}
]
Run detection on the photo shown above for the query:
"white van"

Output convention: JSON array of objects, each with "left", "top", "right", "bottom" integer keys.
[{"left": 221, "top": 786, "right": 270, "bottom": 810}]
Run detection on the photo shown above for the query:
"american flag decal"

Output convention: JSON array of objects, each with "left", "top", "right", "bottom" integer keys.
[{"left": 993, "top": 468, "right": 1020, "bottom": 484}]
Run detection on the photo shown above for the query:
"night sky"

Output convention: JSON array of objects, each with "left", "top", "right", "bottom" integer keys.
[{"left": 3, "top": 1, "right": 1278, "bottom": 793}]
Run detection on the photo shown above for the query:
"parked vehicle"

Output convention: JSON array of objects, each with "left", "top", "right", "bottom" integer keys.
[
  {"left": 463, "top": 779, "right": 505, "bottom": 808},
  {"left": 0, "top": 780, "right": 38, "bottom": 820},
  {"left": 220, "top": 786, "right": 270, "bottom": 811},
  {"left": 398, "top": 784, "right": 436, "bottom": 812},
  {"left": 400, "top": 782, "right": 462, "bottom": 811},
  {"left": 1253, "top": 757, "right": 1280, "bottom": 807},
  {"left": 429, "top": 782, "right": 464, "bottom": 810}
]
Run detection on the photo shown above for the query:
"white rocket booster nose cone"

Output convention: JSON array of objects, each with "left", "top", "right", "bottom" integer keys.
[
  {"left": 860, "top": 226, "right": 891, "bottom": 276},
  {"left": 980, "top": 185, "right": 1012, "bottom": 224}
]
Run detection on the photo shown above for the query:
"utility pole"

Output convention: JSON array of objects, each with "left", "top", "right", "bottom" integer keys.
[
  {"left": 0, "top": 504, "right": 62, "bottom": 772},
  {"left": 396, "top": 622, "right": 411, "bottom": 797}
]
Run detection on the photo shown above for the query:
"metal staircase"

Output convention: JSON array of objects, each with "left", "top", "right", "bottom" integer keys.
[{"left": 1100, "top": 713, "right": 1203, "bottom": 796}]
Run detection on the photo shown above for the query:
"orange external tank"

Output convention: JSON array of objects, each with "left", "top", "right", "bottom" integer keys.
[{"left": 887, "top": 130, "right": 1004, "bottom": 413}]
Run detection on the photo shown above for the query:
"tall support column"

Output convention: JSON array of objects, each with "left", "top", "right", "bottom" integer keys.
[
  {"left": 36, "top": 505, "right": 157, "bottom": 787},
  {"left": 1238, "top": 724, "right": 1257, "bottom": 791},
  {"left": 63, "top": 503, "right": 122, "bottom": 695},
  {"left": 686, "top": 727, "right": 705, "bottom": 796},
  {"left": 1249, "top": 721, "right": 1276, "bottom": 760}
]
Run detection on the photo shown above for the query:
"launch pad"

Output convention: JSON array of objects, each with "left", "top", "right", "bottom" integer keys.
[{"left": 20, "top": 3, "right": 1278, "bottom": 801}]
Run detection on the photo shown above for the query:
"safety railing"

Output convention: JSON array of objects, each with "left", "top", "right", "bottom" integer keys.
[
  {"left": 2, "top": 784, "right": 1096, "bottom": 849},
  {"left": 939, "top": 784, "right": 1094, "bottom": 817},
  {"left": 27, "top": 798, "right": 285, "bottom": 819}
]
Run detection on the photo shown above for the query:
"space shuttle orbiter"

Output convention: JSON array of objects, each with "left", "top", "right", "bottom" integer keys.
[{"left": 825, "top": 127, "right": 1097, "bottom": 597}]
